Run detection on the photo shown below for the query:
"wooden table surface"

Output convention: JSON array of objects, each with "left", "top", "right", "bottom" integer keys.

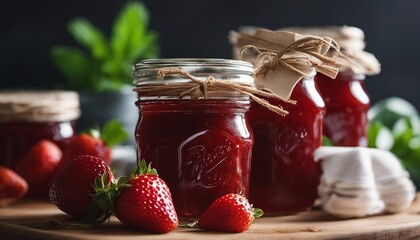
[{"left": 1, "top": 196, "right": 420, "bottom": 240}]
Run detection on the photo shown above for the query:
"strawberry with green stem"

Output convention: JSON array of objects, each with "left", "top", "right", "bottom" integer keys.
[
  {"left": 114, "top": 161, "right": 178, "bottom": 233},
  {"left": 59, "top": 120, "right": 128, "bottom": 169},
  {"left": 49, "top": 155, "right": 114, "bottom": 218},
  {"left": 84, "top": 172, "right": 130, "bottom": 224},
  {"left": 193, "top": 193, "right": 263, "bottom": 233},
  {"left": 87, "top": 160, "right": 179, "bottom": 233}
]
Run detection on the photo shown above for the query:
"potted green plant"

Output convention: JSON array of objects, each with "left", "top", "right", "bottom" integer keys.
[{"left": 51, "top": 1, "right": 159, "bottom": 144}]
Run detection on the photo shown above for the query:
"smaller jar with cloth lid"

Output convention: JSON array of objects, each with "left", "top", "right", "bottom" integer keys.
[
  {"left": 281, "top": 26, "right": 381, "bottom": 147},
  {"left": 230, "top": 29, "right": 342, "bottom": 215},
  {"left": 0, "top": 91, "right": 80, "bottom": 167}
]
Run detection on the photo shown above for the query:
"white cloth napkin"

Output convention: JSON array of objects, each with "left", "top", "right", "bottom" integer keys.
[{"left": 314, "top": 147, "right": 416, "bottom": 218}]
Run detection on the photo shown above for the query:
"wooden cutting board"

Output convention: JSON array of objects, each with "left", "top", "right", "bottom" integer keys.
[{"left": 1, "top": 196, "right": 420, "bottom": 240}]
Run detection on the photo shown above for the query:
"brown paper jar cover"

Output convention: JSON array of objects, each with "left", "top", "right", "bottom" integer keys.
[
  {"left": 229, "top": 29, "right": 340, "bottom": 100},
  {"left": 279, "top": 26, "right": 381, "bottom": 75}
]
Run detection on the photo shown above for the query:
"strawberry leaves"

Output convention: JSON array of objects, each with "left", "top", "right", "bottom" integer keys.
[
  {"left": 85, "top": 172, "right": 131, "bottom": 225},
  {"left": 101, "top": 120, "right": 128, "bottom": 147},
  {"left": 252, "top": 207, "right": 264, "bottom": 220},
  {"left": 84, "top": 120, "right": 128, "bottom": 147},
  {"left": 131, "top": 159, "right": 158, "bottom": 178}
]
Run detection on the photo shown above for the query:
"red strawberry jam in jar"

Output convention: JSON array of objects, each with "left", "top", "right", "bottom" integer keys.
[
  {"left": 280, "top": 26, "right": 381, "bottom": 146},
  {"left": 230, "top": 28, "right": 343, "bottom": 215},
  {"left": 133, "top": 59, "right": 256, "bottom": 219},
  {"left": 316, "top": 72, "right": 370, "bottom": 146},
  {"left": 0, "top": 91, "right": 80, "bottom": 167},
  {"left": 248, "top": 72, "right": 325, "bottom": 214}
]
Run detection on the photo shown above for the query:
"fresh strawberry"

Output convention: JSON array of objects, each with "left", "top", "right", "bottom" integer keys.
[
  {"left": 84, "top": 160, "right": 178, "bottom": 233},
  {"left": 60, "top": 133, "right": 111, "bottom": 169},
  {"left": 49, "top": 155, "right": 114, "bottom": 218},
  {"left": 15, "top": 140, "right": 62, "bottom": 197},
  {"left": 59, "top": 120, "right": 128, "bottom": 169},
  {"left": 113, "top": 160, "right": 179, "bottom": 233},
  {"left": 0, "top": 167, "right": 28, "bottom": 207},
  {"left": 198, "top": 193, "right": 263, "bottom": 233}
]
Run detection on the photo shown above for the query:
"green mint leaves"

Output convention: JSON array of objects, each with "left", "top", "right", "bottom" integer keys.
[
  {"left": 368, "top": 97, "right": 420, "bottom": 182},
  {"left": 51, "top": 1, "right": 159, "bottom": 93},
  {"left": 367, "top": 122, "right": 394, "bottom": 150},
  {"left": 68, "top": 18, "right": 109, "bottom": 61}
]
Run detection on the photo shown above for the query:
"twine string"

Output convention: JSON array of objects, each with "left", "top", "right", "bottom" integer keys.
[
  {"left": 134, "top": 67, "right": 295, "bottom": 116},
  {"left": 239, "top": 36, "right": 354, "bottom": 79}
]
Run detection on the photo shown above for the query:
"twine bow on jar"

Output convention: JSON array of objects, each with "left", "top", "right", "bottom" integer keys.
[
  {"left": 278, "top": 26, "right": 381, "bottom": 75},
  {"left": 240, "top": 36, "right": 344, "bottom": 80},
  {"left": 133, "top": 67, "right": 295, "bottom": 116}
]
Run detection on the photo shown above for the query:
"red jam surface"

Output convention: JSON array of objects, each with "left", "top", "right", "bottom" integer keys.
[
  {"left": 135, "top": 100, "right": 253, "bottom": 219},
  {"left": 0, "top": 121, "right": 76, "bottom": 167},
  {"left": 248, "top": 78, "right": 325, "bottom": 214},
  {"left": 316, "top": 72, "right": 370, "bottom": 146}
]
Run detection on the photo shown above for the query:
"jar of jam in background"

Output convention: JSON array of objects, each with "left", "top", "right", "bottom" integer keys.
[
  {"left": 279, "top": 26, "right": 381, "bottom": 146},
  {"left": 133, "top": 59, "right": 254, "bottom": 219},
  {"left": 316, "top": 72, "right": 370, "bottom": 146},
  {"left": 248, "top": 72, "right": 325, "bottom": 215},
  {"left": 230, "top": 28, "right": 343, "bottom": 215},
  {"left": 0, "top": 91, "right": 80, "bottom": 167}
]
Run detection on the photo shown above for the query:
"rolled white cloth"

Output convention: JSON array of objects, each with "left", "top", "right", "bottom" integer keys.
[{"left": 314, "top": 147, "right": 416, "bottom": 218}]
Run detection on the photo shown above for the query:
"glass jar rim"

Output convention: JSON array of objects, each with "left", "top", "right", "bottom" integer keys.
[
  {"left": 135, "top": 58, "right": 253, "bottom": 68},
  {"left": 133, "top": 58, "right": 254, "bottom": 86}
]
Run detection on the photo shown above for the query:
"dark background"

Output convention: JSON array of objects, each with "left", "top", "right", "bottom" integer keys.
[{"left": 1, "top": 0, "right": 419, "bottom": 107}]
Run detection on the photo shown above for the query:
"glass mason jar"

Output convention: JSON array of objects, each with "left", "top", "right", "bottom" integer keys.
[
  {"left": 248, "top": 72, "right": 325, "bottom": 215},
  {"left": 133, "top": 59, "right": 254, "bottom": 219},
  {"left": 315, "top": 71, "right": 370, "bottom": 146},
  {"left": 0, "top": 91, "right": 79, "bottom": 168}
]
